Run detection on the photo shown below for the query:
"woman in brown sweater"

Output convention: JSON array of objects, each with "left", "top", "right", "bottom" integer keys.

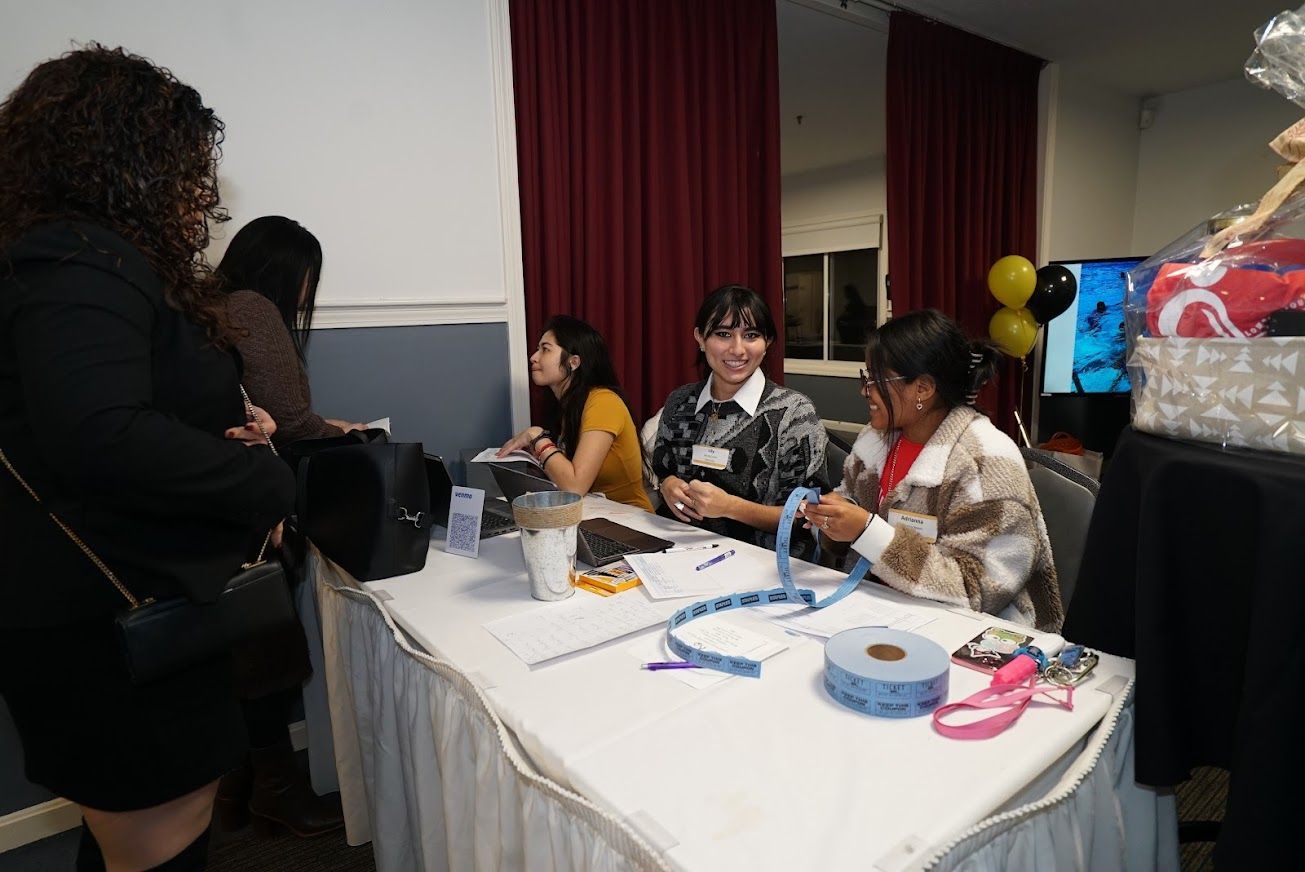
[
  {"left": 217, "top": 216, "right": 363, "bottom": 445},
  {"left": 213, "top": 216, "right": 359, "bottom": 837}
]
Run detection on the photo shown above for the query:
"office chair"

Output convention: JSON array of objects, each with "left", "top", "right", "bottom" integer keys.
[
  {"left": 640, "top": 408, "right": 663, "bottom": 509},
  {"left": 1020, "top": 447, "right": 1098, "bottom": 607},
  {"left": 824, "top": 428, "right": 853, "bottom": 491}
]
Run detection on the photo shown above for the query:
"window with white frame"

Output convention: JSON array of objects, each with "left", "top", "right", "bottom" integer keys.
[{"left": 781, "top": 213, "right": 884, "bottom": 376}]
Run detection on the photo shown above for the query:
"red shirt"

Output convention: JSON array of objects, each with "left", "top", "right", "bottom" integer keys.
[{"left": 878, "top": 436, "right": 924, "bottom": 508}]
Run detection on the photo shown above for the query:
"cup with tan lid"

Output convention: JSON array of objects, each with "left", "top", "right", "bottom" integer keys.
[{"left": 511, "top": 491, "right": 582, "bottom": 600}]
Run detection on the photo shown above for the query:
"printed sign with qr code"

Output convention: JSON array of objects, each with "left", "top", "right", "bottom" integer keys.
[{"left": 445, "top": 486, "right": 485, "bottom": 558}]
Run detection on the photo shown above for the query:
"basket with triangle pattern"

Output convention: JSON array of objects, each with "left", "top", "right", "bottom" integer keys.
[{"left": 1130, "top": 336, "right": 1305, "bottom": 455}]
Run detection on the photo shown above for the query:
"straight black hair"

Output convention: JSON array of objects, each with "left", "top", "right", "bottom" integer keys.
[
  {"left": 215, "top": 216, "right": 322, "bottom": 359},
  {"left": 864, "top": 309, "right": 1001, "bottom": 433},
  {"left": 540, "top": 315, "right": 631, "bottom": 457},
  {"left": 693, "top": 284, "right": 777, "bottom": 373}
]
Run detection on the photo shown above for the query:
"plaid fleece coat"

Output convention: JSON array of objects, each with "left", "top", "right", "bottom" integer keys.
[{"left": 837, "top": 405, "right": 1064, "bottom": 632}]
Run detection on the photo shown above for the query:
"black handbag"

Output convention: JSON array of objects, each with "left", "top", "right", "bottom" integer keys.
[
  {"left": 0, "top": 388, "right": 298, "bottom": 685},
  {"left": 294, "top": 438, "right": 432, "bottom": 581}
]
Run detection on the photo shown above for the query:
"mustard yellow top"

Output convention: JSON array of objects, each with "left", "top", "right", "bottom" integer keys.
[{"left": 581, "top": 388, "right": 653, "bottom": 512}]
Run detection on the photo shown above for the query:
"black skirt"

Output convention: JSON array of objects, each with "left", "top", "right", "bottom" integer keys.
[{"left": 0, "top": 619, "right": 247, "bottom": 812}]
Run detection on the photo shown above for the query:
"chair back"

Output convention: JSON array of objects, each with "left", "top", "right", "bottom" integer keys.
[
  {"left": 641, "top": 408, "right": 663, "bottom": 508},
  {"left": 1021, "top": 447, "right": 1097, "bottom": 606},
  {"left": 824, "top": 428, "right": 853, "bottom": 491}
]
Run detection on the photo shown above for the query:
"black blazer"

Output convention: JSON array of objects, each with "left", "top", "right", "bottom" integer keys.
[{"left": 0, "top": 222, "right": 295, "bottom": 627}]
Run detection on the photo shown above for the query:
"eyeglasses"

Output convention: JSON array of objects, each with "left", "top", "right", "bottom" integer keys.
[{"left": 859, "top": 369, "right": 910, "bottom": 390}]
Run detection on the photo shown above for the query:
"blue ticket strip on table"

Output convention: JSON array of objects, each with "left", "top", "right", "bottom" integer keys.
[{"left": 664, "top": 488, "right": 951, "bottom": 718}]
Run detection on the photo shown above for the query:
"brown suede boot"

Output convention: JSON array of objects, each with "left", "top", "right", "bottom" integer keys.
[
  {"left": 213, "top": 758, "right": 252, "bottom": 831},
  {"left": 247, "top": 741, "right": 344, "bottom": 837}
]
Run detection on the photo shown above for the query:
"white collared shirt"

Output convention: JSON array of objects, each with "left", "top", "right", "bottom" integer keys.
[{"left": 694, "top": 368, "right": 766, "bottom": 418}]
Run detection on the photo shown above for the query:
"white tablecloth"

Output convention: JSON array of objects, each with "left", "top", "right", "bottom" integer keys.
[{"left": 312, "top": 497, "right": 1178, "bottom": 871}]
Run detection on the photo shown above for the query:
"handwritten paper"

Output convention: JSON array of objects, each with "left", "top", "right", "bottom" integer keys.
[
  {"left": 774, "top": 599, "right": 934, "bottom": 639},
  {"left": 486, "top": 594, "right": 665, "bottom": 665},
  {"left": 625, "top": 549, "right": 776, "bottom": 599}
]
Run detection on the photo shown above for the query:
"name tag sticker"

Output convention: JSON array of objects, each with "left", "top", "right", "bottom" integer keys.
[
  {"left": 887, "top": 508, "right": 938, "bottom": 543},
  {"left": 691, "top": 444, "right": 731, "bottom": 470}
]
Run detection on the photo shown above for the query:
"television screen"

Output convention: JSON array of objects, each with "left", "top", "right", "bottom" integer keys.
[{"left": 1040, "top": 257, "right": 1144, "bottom": 395}]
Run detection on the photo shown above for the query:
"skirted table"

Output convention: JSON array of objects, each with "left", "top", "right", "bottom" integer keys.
[{"left": 1064, "top": 426, "right": 1305, "bottom": 867}]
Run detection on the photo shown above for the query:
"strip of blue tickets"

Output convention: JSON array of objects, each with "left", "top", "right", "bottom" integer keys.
[{"left": 664, "top": 487, "right": 875, "bottom": 678}]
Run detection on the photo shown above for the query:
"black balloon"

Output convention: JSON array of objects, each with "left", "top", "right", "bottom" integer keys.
[{"left": 1026, "top": 265, "right": 1077, "bottom": 323}]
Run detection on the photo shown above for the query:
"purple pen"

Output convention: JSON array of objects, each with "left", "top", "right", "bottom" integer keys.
[
  {"left": 641, "top": 661, "right": 701, "bottom": 671},
  {"left": 694, "top": 548, "right": 735, "bottom": 571}
]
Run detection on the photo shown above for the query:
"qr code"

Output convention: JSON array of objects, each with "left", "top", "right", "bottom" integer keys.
[{"left": 447, "top": 513, "right": 480, "bottom": 552}]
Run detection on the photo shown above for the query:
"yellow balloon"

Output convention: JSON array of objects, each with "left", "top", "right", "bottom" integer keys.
[
  {"left": 988, "top": 255, "right": 1037, "bottom": 308},
  {"left": 989, "top": 306, "right": 1039, "bottom": 359}
]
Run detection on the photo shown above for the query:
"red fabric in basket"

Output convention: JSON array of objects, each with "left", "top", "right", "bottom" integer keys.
[{"left": 1146, "top": 239, "right": 1305, "bottom": 338}]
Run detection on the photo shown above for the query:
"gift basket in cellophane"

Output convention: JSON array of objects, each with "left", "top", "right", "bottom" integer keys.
[{"left": 1126, "top": 6, "right": 1305, "bottom": 456}]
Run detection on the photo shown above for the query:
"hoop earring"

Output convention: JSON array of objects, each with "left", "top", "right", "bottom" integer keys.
[{"left": 915, "top": 400, "right": 924, "bottom": 411}]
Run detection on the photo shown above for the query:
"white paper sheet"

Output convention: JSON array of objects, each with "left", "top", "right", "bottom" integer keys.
[
  {"left": 626, "top": 621, "right": 788, "bottom": 688},
  {"left": 485, "top": 594, "right": 665, "bottom": 665},
  {"left": 365, "top": 416, "right": 391, "bottom": 434},
  {"left": 469, "top": 446, "right": 541, "bottom": 467},
  {"left": 624, "top": 548, "right": 777, "bottom": 599},
  {"left": 773, "top": 599, "right": 934, "bottom": 639}
]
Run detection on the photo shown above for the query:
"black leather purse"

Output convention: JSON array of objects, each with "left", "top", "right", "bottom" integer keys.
[
  {"left": 0, "top": 389, "right": 297, "bottom": 685},
  {"left": 293, "top": 436, "right": 432, "bottom": 581}
]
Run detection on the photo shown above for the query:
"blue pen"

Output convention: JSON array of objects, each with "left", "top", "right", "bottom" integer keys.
[{"left": 695, "top": 549, "right": 735, "bottom": 571}]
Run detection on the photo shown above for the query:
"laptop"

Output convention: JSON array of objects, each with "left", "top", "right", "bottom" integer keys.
[
  {"left": 488, "top": 462, "right": 675, "bottom": 567},
  {"left": 424, "top": 454, "right": 518, "bottom": 539}
]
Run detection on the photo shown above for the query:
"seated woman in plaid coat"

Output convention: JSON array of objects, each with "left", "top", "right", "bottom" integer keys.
[{"left": 800, "top": 309, "right": 1063, "bottom": 632}]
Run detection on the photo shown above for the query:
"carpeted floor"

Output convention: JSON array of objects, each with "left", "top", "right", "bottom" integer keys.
[
  {"left": 207, "top": 818, "right": 376, "bottom": 872},
  {"left": 1175, "top": 766, "right": 1228, "bottom": 871}
]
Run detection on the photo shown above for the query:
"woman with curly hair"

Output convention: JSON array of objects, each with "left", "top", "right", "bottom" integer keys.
[{"left": 0, "top": 46, "right": 294, "bottom": 870}]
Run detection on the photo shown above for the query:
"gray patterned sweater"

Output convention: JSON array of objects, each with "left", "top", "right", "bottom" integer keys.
[
  {"left": 838, "top": 405, "right": 1064, "bottom": 631},
  {"left": 652, "top": 378, "right": 828, "bottom": 556}
]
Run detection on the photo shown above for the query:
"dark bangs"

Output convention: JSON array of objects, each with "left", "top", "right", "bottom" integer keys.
[{"left": 695, "top": 284, "right": 777, "bottom": 340}]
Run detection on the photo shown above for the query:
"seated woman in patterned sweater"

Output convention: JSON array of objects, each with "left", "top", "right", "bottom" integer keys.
[
  {"left": 799, "top": 309, "right": 1064, "bottom": 632},
  {"left": 652, "top": 285, "right": 828, "bottom": 557}
]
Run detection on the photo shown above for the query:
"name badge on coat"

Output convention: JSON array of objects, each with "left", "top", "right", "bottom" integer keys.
[
  {"left": 691, "top": 444, "right": 731, "bottom": 470},
  {"left": 887, "top": 507, "right": 938, "bottom": 543}
]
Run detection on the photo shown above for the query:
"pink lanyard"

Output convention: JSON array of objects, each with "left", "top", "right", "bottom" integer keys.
[{"left": 931, "top": 677, "right": 1075, "bottom": 740}]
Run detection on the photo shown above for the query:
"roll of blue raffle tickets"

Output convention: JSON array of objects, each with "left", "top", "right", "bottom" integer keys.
[
  {"left": 664, "top": 488, "right": 951, "bottom": 716},
  {"left": 823, "top": 628, "right": 950, "bottom": 718}
]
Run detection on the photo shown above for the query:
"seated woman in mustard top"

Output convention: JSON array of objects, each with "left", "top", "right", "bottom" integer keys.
[{"left": 498, "top": 316, "right": 653, "bottom": 511}]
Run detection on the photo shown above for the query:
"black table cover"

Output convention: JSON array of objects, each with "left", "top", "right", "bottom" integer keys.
[{"left": 1064, "top": 427, "right": 1305, "bottom": 866}]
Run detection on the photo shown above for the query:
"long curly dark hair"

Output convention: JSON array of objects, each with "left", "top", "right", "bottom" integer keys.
[{"left": 0, "top": 44, "right": 234, "bottom": 343}]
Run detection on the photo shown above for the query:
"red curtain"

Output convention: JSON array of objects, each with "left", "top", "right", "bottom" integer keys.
[
  {"left": 886, "top": 12, "right": 1042, "bottom": 437},
  {"left": 508, "top": 0, "right": 782, "bottom": 424}
]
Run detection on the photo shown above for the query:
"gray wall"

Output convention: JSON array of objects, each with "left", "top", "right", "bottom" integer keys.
[
  {"left": 786, "top": 373, "right": 868, "bottom": 426},
  {"left": 306, "top": 322, "right": 513, "bottom": 483},
  {"left": 0, "top": 322, "right": 512, "bottom": 819}
]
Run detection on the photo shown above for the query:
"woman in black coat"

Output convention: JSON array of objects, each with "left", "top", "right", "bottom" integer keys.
[{"left": 0, "top": 46, "right": 294, "bottom": 870}]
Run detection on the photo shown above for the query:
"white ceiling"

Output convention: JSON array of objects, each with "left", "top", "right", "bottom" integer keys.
[
  {"left": 891, "top": 0, "right": 1289, "bottom": 97},
  {"left": 778, "top": 1, "right": 887, "bottom": 175},
  {"left": 778, "top": 0, "right": 1294, "bottom": 176}
]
